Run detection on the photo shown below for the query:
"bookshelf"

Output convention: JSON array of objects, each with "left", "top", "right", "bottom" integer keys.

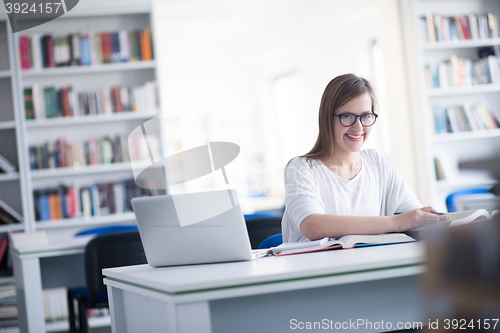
[
  {"left": 410, "top": 0, "right": 500, "bottom": 211},
  {"left": 11, "top": 9, "right": 162, "bottom": 234},
  {"left": 1, "top": 1, "right": 163, "bottom": 331}
]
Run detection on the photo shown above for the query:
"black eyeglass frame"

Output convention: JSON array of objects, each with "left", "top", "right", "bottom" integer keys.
[{"left": 332, "top": 112, "right": 379, "bottom": 127}]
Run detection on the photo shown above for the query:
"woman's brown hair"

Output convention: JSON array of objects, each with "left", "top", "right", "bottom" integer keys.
[{"left": 301, "top": 73, "right": 377, "bottom": 162}]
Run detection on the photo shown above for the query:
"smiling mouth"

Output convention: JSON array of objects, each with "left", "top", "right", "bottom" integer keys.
[{"left": 346, "top": 134, "right": 364, "bottom": 139}]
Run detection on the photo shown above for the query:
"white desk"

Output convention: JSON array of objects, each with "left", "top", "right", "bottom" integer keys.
[
  {"left": 103, "top": 242, "right": 426, "bottom": 333},
  {"left": 10, "top": 236, "right": 91, "bottom": 333}
]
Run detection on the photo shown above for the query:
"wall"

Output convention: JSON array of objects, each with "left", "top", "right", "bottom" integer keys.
[{"left": 152, "top": 0, "right": 423, "bottom": 207}]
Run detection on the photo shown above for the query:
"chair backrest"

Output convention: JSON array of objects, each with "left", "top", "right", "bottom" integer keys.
[
  {"left": 445, "top": 188, "right": 492, "bottom": 212},
  {"left": 85, "top": 231, "right": 147, "bottom": 294},
  {"left": 75, "top": 224, "right": 139, "bottom": 237},
  {"left": 258, "top": 233, "right": 283, "bottom": 249},
  {"left": 245, "top": 216, "right": 282, "bottom": 249}
]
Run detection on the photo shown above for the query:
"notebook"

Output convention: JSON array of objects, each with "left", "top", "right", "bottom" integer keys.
[{"left": 131, "top": 189, "right": 253, "bottom": 266}]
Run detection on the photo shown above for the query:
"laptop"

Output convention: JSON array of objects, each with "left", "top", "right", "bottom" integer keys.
[{"left": 131, "top": 189, "right": 253, "bottom": 266}]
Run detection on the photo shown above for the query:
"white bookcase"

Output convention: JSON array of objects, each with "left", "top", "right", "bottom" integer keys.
[
  {"left": 1, "top": 1, "right": 163, "bottom": 331},
  {"left": 9, "top": 6, "right": 162, "bottom": 234},
  {"left": 411, "top": 0, "right": 500, "bottom": 212}
]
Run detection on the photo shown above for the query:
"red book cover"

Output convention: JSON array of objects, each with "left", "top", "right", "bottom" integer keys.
[
  {"left": 63, "top": 87, "right": 72, "bottom": 116},
  {"left": 46, "top": 36, "right": 56, "bottom": 68},
  {"left": 20, "top": 36, "right": 31, "bottom": 69},
  {"left": 100, "top": 32, "right": 112, "bottom": 64},
  {"left": 459, "top": 16, "right": 471, "bottom": 39},
  {"left": 67, "top": 187, "right": 76, "bottom": 217},
  {"left": 112, "top": 87, "right": 123, "bottom": 112},
  {"left": 0, "top": 238, "right": 8, "bottom": 266}
]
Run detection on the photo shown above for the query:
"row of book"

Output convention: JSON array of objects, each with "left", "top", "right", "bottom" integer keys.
[
  {"left": 424, "top": 50, "right": 500, "bottom": 88},
  {"left": 19, "top": 29, "right": 153, "bottom": 70},
  {"left": 420, "top": 12, "right": 498, "bottom": 43},
  {"left": 432, "top": 102, "right": 499, "bottom": 134},
  {"left": 29, "top": 133, "right": 160, "bottom": 170},
  {"left": 33, "top": 179, "right": 152, "bottom": 221},
  {"left": 23, "top": 81, "right": 159, "bottom": 120}
]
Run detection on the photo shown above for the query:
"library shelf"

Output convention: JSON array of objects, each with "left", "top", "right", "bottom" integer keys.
[
  {"left": 426, "top": 83, "right": 500, "bottom": 97},
  {"left": 435, "top": 179, "right": 497, "bottom": 192},
  {"left": 421, "top": 37, "right": 500, "bottom": 50},
  {"left": 0, "top": 173, "right": 19, "bottom": 182},
  {"left": 25, "top": 110, "right": 161, "bottom": 128},
  {"left": 431, "top": 128, "right": 500, "bottom": 143},
  {"left": 20, "top": 60, "right": 156, "bottom": 77},
  {"left": 35, "top": 212, "right": 137, "bottom": 230},
  {"left": 0, "top": 121, "right": 15, "bottom": 130},
  {"left": 30, "top": 161, "right": 149, "bottom": 179},
  {"left": 0, "top": 224, "right": 25, "bottom": 233}
]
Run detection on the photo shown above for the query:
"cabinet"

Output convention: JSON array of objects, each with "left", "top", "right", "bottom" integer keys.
[{"left": 411, "top": 0, "right": 500, "bottom": 212}]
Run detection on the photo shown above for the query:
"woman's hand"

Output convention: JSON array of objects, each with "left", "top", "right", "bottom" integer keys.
[{"left": 392, "top": 206, "right": 449, "bottom": 232}]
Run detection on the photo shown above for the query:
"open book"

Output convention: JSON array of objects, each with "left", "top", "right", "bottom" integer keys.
[
  {"left": 447, "top": 209, "right": 499, "bottom": 227},
  {"left": 269, "top": 233, "right": 415, "bottom": 256}
]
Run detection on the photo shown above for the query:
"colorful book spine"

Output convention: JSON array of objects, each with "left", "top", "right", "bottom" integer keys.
[
  {"left": 34, "top": 179, "right": 153, "bottom": 222},
  {"left": 433, "top": 102, "right": 500, "bottom": 134},
  {"left": 422, "top": 12, "right": 498, "bottom": 43}
]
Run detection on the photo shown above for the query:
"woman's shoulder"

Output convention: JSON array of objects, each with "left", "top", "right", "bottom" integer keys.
[
  {"left": 287, "top": 156, "right": 321, "bottom": 168},
  {"left": 285, "top": 156, "right": 323, "bottom": 177}
]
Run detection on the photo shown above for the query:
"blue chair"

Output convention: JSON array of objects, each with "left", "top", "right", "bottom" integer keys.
[
  {"left": 74, "top": 224, "right": 138, "bottom": 237},
  {"left": 244, "top": 216, "right": 282, "bottom": 249},
  {"left": 258, "top": 233, "right": 283, "bottom": 249},
  {"left": 445, "top": 188, "right": 491, "bottom": 212}
]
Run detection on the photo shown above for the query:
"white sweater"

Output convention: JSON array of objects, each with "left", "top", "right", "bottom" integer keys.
[{"left": 282, "top": 149, "right": 421, "bottom": 242}]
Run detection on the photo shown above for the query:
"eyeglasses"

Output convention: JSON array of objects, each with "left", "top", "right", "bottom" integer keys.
[{"left": 333, "top": 113, "right": 378, "bottom": 127}]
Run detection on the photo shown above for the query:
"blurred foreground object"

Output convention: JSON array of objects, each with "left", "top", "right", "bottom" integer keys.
[{"left": 424, "top": 220, "right": 500, "bottom": 332}]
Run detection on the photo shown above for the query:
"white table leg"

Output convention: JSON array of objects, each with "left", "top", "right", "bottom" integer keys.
[
  {"left": 177, "top": 301, "right": 212, "bottom": 333},
  {"left": 106, "top": 281, "right": 212, "bottom": 333},
  {"left": 107, "top": 284, "right": 126, "bottom": 333},
  {"left": 12, "top": 252, "right": 45, "bottom": 333}
]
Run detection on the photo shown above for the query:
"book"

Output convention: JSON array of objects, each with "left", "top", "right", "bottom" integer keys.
[
  {"left": 268, "top": 233, "right": 416, "bottom": 256},
  {"left": 447, "top": 209, "right": 499, "bottom": 227}
]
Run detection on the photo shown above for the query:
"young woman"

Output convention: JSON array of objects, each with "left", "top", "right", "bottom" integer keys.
[{"left": 282, "top": 73, "right": 447, "bottom": 242}]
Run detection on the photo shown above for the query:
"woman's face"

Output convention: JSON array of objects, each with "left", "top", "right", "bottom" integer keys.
[{"left": 331, "top": 93, "right": 373, "bottom": 155}]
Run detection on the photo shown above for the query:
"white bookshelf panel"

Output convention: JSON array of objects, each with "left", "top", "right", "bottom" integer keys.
[
  {"left": 25, "top": 110, "right": 160, "bottom": 129},
  {"left": 0, "top": 121, "right": 15, "bottom": 130},
  {"left": 21, "top": 60, "right": 156, "bottom": 78},
  {"left": 432, "top": 128, "right": 500, "bottom": 143},
  {"left": 36, "top": 212, "right": 137, "bottom": 230},
  {"left": 421, "top": 38, "right": 500, "bottom": 50},
  {"left": 426, "top": 83, "right": 500, "bottom": 97}
]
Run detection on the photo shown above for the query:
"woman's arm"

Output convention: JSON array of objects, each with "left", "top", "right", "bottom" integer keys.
[{"left": 300, "top": 206, "right": 449, "bottom": 240}]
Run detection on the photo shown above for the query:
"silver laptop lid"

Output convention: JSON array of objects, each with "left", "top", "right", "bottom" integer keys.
[{"left": 132, "top": 189, "right": 252, "bottom": 266}]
